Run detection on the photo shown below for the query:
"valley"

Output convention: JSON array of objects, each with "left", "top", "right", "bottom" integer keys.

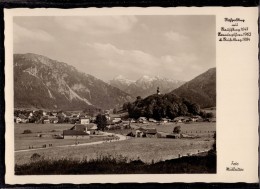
[{"left": 13, "top": 53, "right": 216, "bottom": 174}]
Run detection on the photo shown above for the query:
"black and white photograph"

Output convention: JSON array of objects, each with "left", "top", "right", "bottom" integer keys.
[
  {"left": 4, "top": 7, "right": 259, "bottom": 184},
  {"left": 12, "top": 14, "right": 217, "bottom": 175}
]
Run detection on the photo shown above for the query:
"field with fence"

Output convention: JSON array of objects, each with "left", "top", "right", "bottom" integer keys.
[
  {"left": 15, "top": 123, "right": 114, "bottom": 151},
  {"left": 15, "top": 121, "right": 216, "bottom": 174}
]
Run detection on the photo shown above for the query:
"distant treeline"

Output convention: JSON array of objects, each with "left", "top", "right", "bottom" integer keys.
[{"left": 123, "top": 93, "right": 213, "bottom": 120}]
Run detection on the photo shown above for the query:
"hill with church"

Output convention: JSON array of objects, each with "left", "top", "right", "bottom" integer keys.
[
  {"left": 122, "top": 68, "right": 216, "bottom": 120},
  {"left": 123, "top": 91, "right": 200, "bottom": 120}
]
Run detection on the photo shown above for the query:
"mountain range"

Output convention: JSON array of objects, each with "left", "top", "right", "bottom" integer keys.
[
  {"left": 110, "top": 75, "right": 184, "bottom": 98},
  {"left": 171, "top": 68, "right": 216, "bottom": 108},
  {"left": 14, "top": 53, "right": 216, "bottom": 111},
  {"left": 14, "top": 53, "right": 133, "bottom": 110}
]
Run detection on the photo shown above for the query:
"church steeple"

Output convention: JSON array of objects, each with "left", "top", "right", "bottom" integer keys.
[{"left": 157, "top": 87, "right": 160, "bottom": 95}]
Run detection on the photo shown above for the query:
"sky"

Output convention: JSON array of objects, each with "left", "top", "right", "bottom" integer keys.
[{"left": 13, "top": 15, "right": 215, "bottom": 82}]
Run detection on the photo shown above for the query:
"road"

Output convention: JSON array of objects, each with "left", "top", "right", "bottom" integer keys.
[{"left": 15, "top": 132, "right": 128, "bottom": 153}]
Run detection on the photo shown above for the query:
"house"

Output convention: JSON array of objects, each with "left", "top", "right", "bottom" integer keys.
[
  {"left": 130, "top": 119, "right": 136, "bottom": 123},
  {"left": 79, "top": 112, "right": 90, "bottom": 118},
  {"left": 173, "top": 116, "right": 190, "bottom": 123},
  {"left": 85, "top": 123, "right": 98, "bottom": 134},
  {"left": 43, "top": 119, "right": 50, "bottom": 124},
  {"left": 48, "top": 116, "right": 58, "bottom": 124},
  {"left": 63, "top": 130, "right": 90, "bottom": 139},
  {"left": 15, "top": 117, "right": 21, "bottom": 123},
  {"left": 70, "top": 117, "right": 79, "bottom": 124},
  {"left": 161, "top": 118, "right": 168, "bottom": 123},
  {"left": 28, "top": 112, "right": 34, "bottom": 122},
  {"left": 135, "top": 128, "right": 146, "bottom": 138},
  {"left": 80, "top": 118, "right": 90, "bottom": 125},
  {"left": 51, "top": 112, "right": 58, "bottom": 116},
  {"left": 112, "top": 117, "right": 122, "bottom": 124},
  {"left": 105, "top": 114, "right": 111, "bottom": 121},
  {"left": 191, "top": 115, "right": 203, "bottom": 122},
  {"left": 16, "top": 114, "right": 28, "bottom": 123},
  {"left": 145, "top": 128, "right": 157, "bottom": 138},
  {"left": 63, "top": 124, "right": 90, "bottom": 139},
  {"left": 148, "top": 118, "right": 157, "bottom": 123},
  {"left": 71, "top": 113, "right": 79, "bottom": 118},
  {"left": 71, "top": 124, "right": 87, "bottom": 132},
  {"left": 138, "top": 117, "right": 147, "bottom": 123},
  {"left": 135, "top": 127, "right": 157, "bottom": 138}
]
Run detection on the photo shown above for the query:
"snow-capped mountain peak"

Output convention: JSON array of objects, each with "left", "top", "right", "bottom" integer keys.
[
  {"left": 111, "top": 75, "right": 135, "bottom": 85},
  {"left": 136, "top": 75, "right": 156, "bottom": 83},
  {"left": 110, "top": 74, "right": 185, "bottom": 98}
]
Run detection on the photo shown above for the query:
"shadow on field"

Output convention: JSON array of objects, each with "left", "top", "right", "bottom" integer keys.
[{"left": 15, "top": 150, "right": 216, "bottom": 174}]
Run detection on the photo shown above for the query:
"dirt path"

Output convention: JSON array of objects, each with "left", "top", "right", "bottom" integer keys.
[{"left": 15, "top": 132, "right": 128, "bottom": 153}]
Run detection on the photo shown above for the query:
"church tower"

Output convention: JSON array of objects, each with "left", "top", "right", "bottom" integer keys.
[{"left": 157, "top": 87, "right": 160, "bottom": 95}]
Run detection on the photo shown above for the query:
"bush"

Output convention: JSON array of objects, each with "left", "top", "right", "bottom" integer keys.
[
  {"left": 30, "top": 153, "right": 41, "bottom": 161},
  {"left": 173, "top": 126, "right": 181, "bottom": 134},
  {"left": 23, "top": 129, "right": 32, "bottom": 134}
]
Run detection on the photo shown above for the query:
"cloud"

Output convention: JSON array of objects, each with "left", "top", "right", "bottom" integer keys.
[
  {"left": 160, "top": 53, "right": 198, "bottom": 74},
  {"left": 14, "top": 23, "right": 54, "bottom": 43},
  {"left": 54, "top": 16, "right": 138, "bottom": 35},
  {"left": 87, "top": 43, "right": 157, "bottom": 66},
  {"left": 84, "top": 43, "right": 199, "bottom": 81},
  {"left": 165, "top": 31, "right": 188, "bottom": 42}
]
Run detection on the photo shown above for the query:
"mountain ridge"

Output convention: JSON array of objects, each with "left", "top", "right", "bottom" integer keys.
[
  {"left": 14, "top": 53, "right": 133, "bottom": 110},
  {"left": 171, "top": 67, "right": 216, "bottom": 108},
  {"left": 110, "top": 75, "right": 185, "bottom": 98}
]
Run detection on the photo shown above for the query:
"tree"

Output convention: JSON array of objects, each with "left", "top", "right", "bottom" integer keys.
[
  {"left": 57, "top": 115, "right": 65, "bottom": 123},
  {"left": 153, "top": 107, "right": 163, "bottom": 121},
  {"left": 212, "top": 132, "right": 216, "bottom": 151},
  {"left": 206, "top": 112, "right": 214, "bottom": 118},
  {"left": 113, "top": 108, "right": 117, "bottom": 114},
  {"left": 144, "top": 105, "right": 153, "bottom": 118},
  {"left": 190, "top": 103, "right": 200, "bottom": 115},
  {"left": 136, "top": 96, "right": 142, "bottom": 101},
  {"left": 95, "top": 114, "right": 107, "bottom": 131},
  {"left": 199, "top": 111, "right": 214, "bottom": 119},
  {"left": 173, "top": 126, "right": 181, "bottom": 134}
]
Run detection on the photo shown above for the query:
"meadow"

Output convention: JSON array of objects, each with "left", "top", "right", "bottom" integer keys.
[
  {"left": 15, "top": 137, "right": 214, "bottom": 165},
  {"left": 108, "top": 122, "right": 216, "bottom": 137},
  {"left": 15, "top": 123, "right": 113, "bottom": 151},
  {"left": 15, "top": 122, "right": 216, "bottom": 169}
]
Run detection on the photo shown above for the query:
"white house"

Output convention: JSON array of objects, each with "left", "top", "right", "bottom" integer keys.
[
  {"left": 112, "top": 117, "right": 121, "bottom": 123},
  {"left": 138, "top": 117, "right": 147, "bottom": 123},
  {"left": 80, "top": 118, "right": 90, "bottom": 124}
]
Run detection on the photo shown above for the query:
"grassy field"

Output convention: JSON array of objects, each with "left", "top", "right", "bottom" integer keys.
[
  {"left": 15, "top": 123, "right": 112, "bottom": 150},
  {"left": 123, "top": 122, "right": 216, "bottom": 137},
  {"left": 15, "top": 122, "right": 216, "bottom": 167},
  {"left": 15, "top": 136, "right": 214, "bottom": 165}
]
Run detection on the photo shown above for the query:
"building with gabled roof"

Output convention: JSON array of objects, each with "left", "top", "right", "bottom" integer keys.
[{"left": 63, "top": 124, "right": 90, "bottom": 139}]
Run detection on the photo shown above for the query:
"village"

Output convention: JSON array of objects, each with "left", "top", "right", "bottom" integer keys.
[{"left": 14, "top": 106, "right": 216, "bottom": 153}]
